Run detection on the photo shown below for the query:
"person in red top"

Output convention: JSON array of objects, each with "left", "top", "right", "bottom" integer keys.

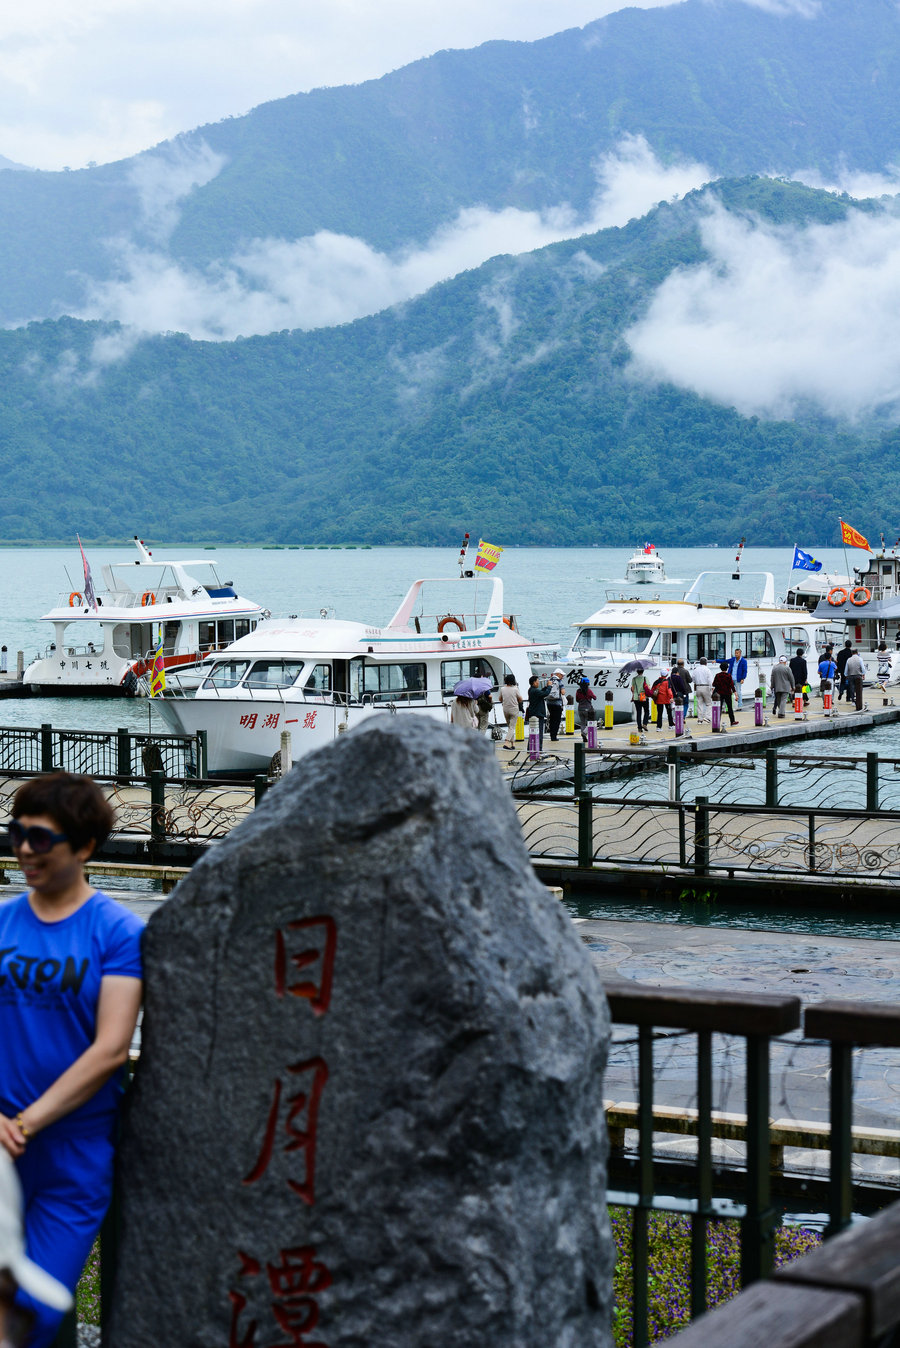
[
  {"left": 650, "top": 670, "right": 674, "bottom": 731},
  {"left": 713, "top": 662, "right": 738, "bottom": 725}
]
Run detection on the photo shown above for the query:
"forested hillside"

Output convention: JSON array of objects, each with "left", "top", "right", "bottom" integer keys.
[
  {"left": 2, "top": 178, "right": 895, "bottom": 547},
  {"left": 0, "top": 0, "right": 899, "bottom": 323}
]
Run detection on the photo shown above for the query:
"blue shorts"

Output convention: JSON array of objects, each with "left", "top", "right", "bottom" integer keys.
[{"left": 15, "top": 1129, "right": 114, "bottom": 1347}]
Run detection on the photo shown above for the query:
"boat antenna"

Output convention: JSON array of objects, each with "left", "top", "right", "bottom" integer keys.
[
  {"left": 457, "top": 532, "right": 470, "bottom": 578},
  {"left": 731, "top": 536, "right": 746, "bottom": 581}
]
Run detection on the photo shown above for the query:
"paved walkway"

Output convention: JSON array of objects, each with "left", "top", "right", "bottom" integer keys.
[{"left": 577, "top": 915, "right": 900, "bottom": 1184}]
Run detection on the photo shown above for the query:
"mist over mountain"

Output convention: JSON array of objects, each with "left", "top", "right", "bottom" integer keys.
[
  {"left": 3, "top": 178, "right": 898, "bottom": 547},
  {"left": 1, "top": 0, "right": 900, "bottom": 332}
]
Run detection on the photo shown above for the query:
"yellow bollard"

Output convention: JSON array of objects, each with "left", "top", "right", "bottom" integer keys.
[
  {"left": 515, "top": 714, "right": 525, "bottom": 742},
  {"left": 604, "top": 693, "right": 614, "bottom": 730},
  {"left": 565, "top": 706, "right": 575, "bottom": 735}
]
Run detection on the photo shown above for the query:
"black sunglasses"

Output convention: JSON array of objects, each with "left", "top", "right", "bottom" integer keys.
[{"left": 7, "top": 820, "right": 70, "bottom": 854}]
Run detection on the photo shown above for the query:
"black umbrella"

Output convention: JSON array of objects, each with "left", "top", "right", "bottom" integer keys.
[{"left": 620, "top": 657, "right": 657, "bottom": 675}]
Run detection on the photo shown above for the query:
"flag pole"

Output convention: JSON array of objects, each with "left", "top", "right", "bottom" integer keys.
[{"left": 839, "top": 519, "right": 852, "bottom": 589}]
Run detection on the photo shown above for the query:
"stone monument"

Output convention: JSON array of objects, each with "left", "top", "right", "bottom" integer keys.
[{"left": 108, "top": 718, "right": 612, "bottom": 1346}]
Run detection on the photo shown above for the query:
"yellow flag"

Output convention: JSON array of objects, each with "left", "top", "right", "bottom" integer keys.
[
  {"left": 149, "top": 642, "right": 166, "bottom": 696},
  {"left": 473, "top": 540, "right": 503, "bottom": 572}
]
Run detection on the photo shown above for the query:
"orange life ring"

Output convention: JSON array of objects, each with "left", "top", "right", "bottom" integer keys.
[
  {"left": 69, "top": 591, "right": 83, "bottom": 607},
  {"left": 849, "top": 586, "right": 871, "bottom": 606},
  {"left": 141, "top": 591, "right": 156, "bottom": 607},
  {"left": 437, "top": 614, "right": 465, "bottom": 633},
  {"left": 827, "top": 587, "right": 848, "bottom": 606}
]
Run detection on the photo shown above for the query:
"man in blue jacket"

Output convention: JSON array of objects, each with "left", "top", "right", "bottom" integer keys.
[{"left": 727, "top": 648, "right": 748, "bottom": 710}]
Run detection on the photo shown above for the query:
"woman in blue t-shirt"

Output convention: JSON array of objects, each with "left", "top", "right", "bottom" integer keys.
[{"left": 0, "top": 773, "right": 143, "bottom": 1347}]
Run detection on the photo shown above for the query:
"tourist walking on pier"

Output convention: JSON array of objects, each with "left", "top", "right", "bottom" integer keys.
[
  {"left": 789, "top": 647, "right": 810, "bottom": 706},
  {"left": 0, "top": 773, "right": 143, "bottom": 1348},
  {"left": 673, "top": 660, "right": 693, "bottom": 716},
  {"left": 692, "top": 657, "right": 713, "bottom": 722},
  {"left": 546, "top": 669, "right": 566, "bottom": 742},
  {"left": 630, "top": 670, "right": 650, "bottom": 731},
  {"left": 836, "top": 639, "right": 853, "bottom": 701},
  {"left": 650, "top": 670, "right": 675, "bottom": 730},
  {"left": 817, "top": 651, "right": 837, "bottom": 699},
  {"left": 713, "top": 662, "right": 738, "bottom": 725},
  {"left": 575, "top": 677, "right": 596, "bottom": 739},
  {"left": 451, "top": 695, "right": 478, "bottom": 730},
  {"left": 526, "top": 675, "right": 551, "bottom": 751},
  {"left": 844, "top": 648, "right": 865, "bottom": 711},
  {"left": 499, "top": 674, "right": 523, "bottom": 749},
  {"left": 770, "top": 656, "right": 794, "bottom": 717},
  {"left": 728, "top": 648, "right": 748, "bottom": 709}
]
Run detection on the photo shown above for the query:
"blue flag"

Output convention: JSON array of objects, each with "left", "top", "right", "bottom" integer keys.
[{"left": 792, "top": 546, "right": 822, "bottom": 573}]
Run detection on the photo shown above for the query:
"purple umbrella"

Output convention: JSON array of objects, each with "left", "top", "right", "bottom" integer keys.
[
  {"left": 453, "top": 676, "right": 493, "bottom": 699},
  {"left": 620, "top": 657, "right": 657, "bottom": 675}
]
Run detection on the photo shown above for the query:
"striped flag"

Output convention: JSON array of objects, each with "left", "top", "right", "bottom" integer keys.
[
  {"left": 149, "top": 640, "right": 166, "bottom": 697},
  {"left": 473, "top": 540, "right": 503, "bottom": 572},
  {"left": 77, "top": 535, "right": 98, "bottom": 611}
]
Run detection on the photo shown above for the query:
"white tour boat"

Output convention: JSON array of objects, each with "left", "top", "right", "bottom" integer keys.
[
  {"left": 531, "top": 571, "right": 830, "bottom": 722},
  {"left": 24, "top": 538, "right": 264, "bottom": 696},
  {"left": 154, "top": 570, "right": 534, "bottom": 773},
  {"left": 624, "top": 544, "right": 666, "bottom": 585}
]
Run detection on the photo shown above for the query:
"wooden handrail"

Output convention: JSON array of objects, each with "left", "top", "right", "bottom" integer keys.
[{"left": 603, "top": 978, "right": 802, "bottom": 1036}]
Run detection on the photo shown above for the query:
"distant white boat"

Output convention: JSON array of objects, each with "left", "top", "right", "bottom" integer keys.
[{"left": 625, "top": 544, "right": 666, "bottom": 585}]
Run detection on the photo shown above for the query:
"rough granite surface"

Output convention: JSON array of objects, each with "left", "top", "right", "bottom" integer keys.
[{"left": 107, "top": 718, "right": 612, "bottom": 1347}]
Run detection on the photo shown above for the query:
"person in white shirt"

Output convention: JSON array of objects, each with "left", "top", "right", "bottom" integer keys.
[{"left": 691, "top": 657, "right": 713, "bottom": 722}]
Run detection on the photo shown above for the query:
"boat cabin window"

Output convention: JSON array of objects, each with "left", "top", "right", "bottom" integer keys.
[
  {"left": 687, "top": 632, "right": 726, "bottom": 662},
  {"left": 353, "top": 661, "right": 427, "bottom": 704},
  {"left": 440, "top": 657, "right": 495, "bottom": 691},
  {"left": 162, "top": 621, "right": 181, "bottom": 654},
  {"left": 744, "top": 630, "right": 776, "bottom": 658},
  {"left": 244, "top": 660, "right": 305, "bottom": 689},
  {"left": 199, "top": 619, "right": 246, "bottom": 653},
  {"left": 786, "top": 627, "right": 811, "bottom": 648},
  {"left": 202, "top": 660, "right": 250, "bottom": 689},
  {"left": 574, "top": 628, "right": 652, "bottom": 654},
  {"left": 305, "top": 664, "right": 332, "bottom": 698}
]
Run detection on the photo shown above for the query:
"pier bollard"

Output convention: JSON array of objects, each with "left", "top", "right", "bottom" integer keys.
[
  {"left": 673, "top": 696, "right": 684, "bottom": 738},
  {"left": 603, "top": 691, "right": 614, "bottom": 730},
  {"left": 754, "top": 688, "right": 763, "bottom": 727},
  {"left": 793, "top": 687, "right": 805, "bottom": 720},
  {"left": 565, "top": 705, "right": 575, "bottom": 736},
  {"left": 515, "top": 713, "right": 525, "bottom": 742},
  {"left": 527, "top": 715, "right": 540, "bottom": 761},
  {"left": 15, "top": 650, "right": 23, "bottom": 680},
  {"left": 586, "top": 720, "right": 597, "bottom": 750},
  {"left": 823, "top": 679, "right": 833, "bottom": 718},
  {"left": 710, "top": 693, "right": 721, "bottom": 733},
  {"left": 279, "top": 729, "right": 293, "bottom": 774}
]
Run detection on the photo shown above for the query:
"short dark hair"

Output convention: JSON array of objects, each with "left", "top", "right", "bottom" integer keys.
[
  {"left": 504, "top": 673, "right": 517, "bottom": 686},
  {"left": 11, "top": 773, "right": 114, "bottom": 850}
]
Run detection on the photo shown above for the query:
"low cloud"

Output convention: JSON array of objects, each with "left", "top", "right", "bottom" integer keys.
[
  {"left": 793, "top": 164, "right": 900, "bottom": 202},
  {"left": 76, "top": 134, "right": 712, "bottom": 343},
  {"left": 129, "top": 139, "right": 226, "bottom": 244},
  {"left": 726, "top": 0, "right": 820, "bottom": 14},
  {"left": 625, "top": 200, "right": 900, "bottom": 420}
]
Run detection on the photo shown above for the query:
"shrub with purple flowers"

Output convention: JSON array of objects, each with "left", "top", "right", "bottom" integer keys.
[{"left": 610, "top": 1207, "right": 821, "bottom": 1345}]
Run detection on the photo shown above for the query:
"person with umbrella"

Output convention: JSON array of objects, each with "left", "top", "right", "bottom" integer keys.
[{"left": 451, "top": 676, "right": 491, "bottom": 733}]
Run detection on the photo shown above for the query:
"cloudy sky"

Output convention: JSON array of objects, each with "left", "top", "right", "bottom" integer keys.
[{"left": 0, "top": 0, "right": 683, "bottom": 171}]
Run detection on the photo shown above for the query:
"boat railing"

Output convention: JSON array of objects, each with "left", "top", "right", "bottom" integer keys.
[{"left": 54, "top": 585, "right": 190, "bottom": 610}]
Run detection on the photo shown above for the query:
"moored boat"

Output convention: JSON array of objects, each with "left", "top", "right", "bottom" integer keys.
[
  {"left": 23, "top": 538, "right": 264, "bottom": 696},
  {"left": 154, "top": 567, "right": 534, "bottom": 773}
]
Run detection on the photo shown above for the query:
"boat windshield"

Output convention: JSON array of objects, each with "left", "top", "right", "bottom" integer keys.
[
  {"left": 573, "top": 627, "right": 653, "bottom": 654},
  {"left": 202, "top": 660, "right": 250, "bottom": 689},
  {"left": 244, "top": 660, "right": 305, "bottom": 689}
]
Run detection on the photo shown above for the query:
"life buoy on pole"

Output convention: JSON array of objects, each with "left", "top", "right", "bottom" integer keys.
[
  {"left": 827, "top": 587, "right": 849, "bottom": 606},
  {"left": 69, "top": 591, "right": 83, "bottom": 607},
  {"left": 141, "top": 591, "right": 156, "bottom": 607},
  {"left": 437, "top": 614, "right": 465, "bottom": 633},
  {"left": 849, "top": 586, "right": 872, "bottom": 606}
]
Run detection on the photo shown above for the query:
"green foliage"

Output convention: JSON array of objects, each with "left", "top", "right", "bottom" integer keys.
[{"left": 0, "top": 178, "right": 894, "bottom": 545}]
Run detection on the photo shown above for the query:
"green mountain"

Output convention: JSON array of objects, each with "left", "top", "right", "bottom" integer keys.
[
  {"left": 1, "top": 0, "right": 900, "bottom": 324},
  {"left": 1, "top": 178, "right": 894, "bottom": 547}
]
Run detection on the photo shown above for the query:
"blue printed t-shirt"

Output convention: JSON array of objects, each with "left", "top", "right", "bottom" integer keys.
[{"left": 0, "top": 891, "right": 144, "bottom": 1139}]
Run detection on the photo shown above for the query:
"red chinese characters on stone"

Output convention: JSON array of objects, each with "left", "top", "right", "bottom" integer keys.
[
  {"left": 274, "top": 917, "right": 336, "bottom": 1015},
  {"left": 229, "top": 1247, "right": 332, "bottom": 1348},
  {"left": 243, "top": 1057, "right": 328, "bottom": 1204}
]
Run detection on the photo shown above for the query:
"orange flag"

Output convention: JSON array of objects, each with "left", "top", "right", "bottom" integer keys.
[{"left": 839, "top": 519, "right": 872, "bottom": 551}]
